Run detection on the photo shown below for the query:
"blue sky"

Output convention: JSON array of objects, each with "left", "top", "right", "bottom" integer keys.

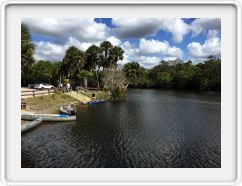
[{"left": 22, "top": 18, "right": 221, "bottom": 68}]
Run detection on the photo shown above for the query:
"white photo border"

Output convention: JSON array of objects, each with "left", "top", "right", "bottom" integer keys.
[{"left": 0, "top": 0, "right": 241, "bottom": 185}]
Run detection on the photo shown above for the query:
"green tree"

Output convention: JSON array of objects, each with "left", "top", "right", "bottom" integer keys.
[
  {"left": 156, "top": 72, "right": 173, "bottom": 88},
  {"left": 62, "top": 46, "right": 85, "bottom": 78},
  {"left": 123, "top": 62, "right": 147, "bottom": 87},
  {"left": 85, "top": 45, "right": 102, "bottom": 88},
  {"left": 199, "top": 56, "right": 221, "bottom": 90},
  {"left": 32, "top": 61, "right": 56, "bottom": 84},
  {"left": 172, "top": 61, "right": 197, "bottom": 89},
  {"left": 77, "top": 70, "right": 93, "bottom": 90},
  {"left": 21, "top": 24, "right": 35, "bottom": 86},
  {"left": 109, "top": 46, "right": 124, "bottom": 67},
  {"left": 100, "top": 41, "right": 113, "bottom": 69}
]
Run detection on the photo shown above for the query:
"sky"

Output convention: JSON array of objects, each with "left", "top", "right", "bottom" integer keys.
[{"left": 22, "top": 18, "right": 221, "bottom": 68}]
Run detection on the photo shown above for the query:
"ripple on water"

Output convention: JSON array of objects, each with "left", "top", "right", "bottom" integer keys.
[{"left": 22, "top": 89, "right": 221, "bottom": 168}]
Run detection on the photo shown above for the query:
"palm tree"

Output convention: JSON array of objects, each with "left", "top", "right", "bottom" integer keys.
[
  {"left": 110, "top": 46, "right": 124, "bottom": 68},
  {"left": 21, "top": 24, "right": 35, "bottom": 85},
  {"left": 100, "top": 41, "right": 113, "bottom": 69},
  {"left": 123, "top": 62, "right": 141, "bottom": 78},
  {"left": 85, "top": 45, "right": 101, "bottom": 88},
  {"left": 62, "top": 46, "right": 85, "bottom": 78}
]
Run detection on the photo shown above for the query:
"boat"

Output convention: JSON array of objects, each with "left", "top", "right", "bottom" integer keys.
[
  {"left": 21, "top": 113, "right": 76, "bottom": 121},
  {"left": 87, "top": 99, "right": 105, "bottom": 105},
  {"left": 21, "top": 118, "right": 43, "bottom": 133},
  {"left": 59, "top": 105, "right": 77, "bottom": 116}
]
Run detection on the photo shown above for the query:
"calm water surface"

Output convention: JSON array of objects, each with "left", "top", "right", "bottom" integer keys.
[{"left": 21, "top": 89, "right": 221, "bottom": 168}]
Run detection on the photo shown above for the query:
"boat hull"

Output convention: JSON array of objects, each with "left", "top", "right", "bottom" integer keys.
[
  {"left": 21, "top": 113, "right": 76, "bottom": 121},
  {"left": 87, "top": 99, "right": 105, "bottom": 105},
  {"left": 21, "top": 118, "right": 43, "bottom": 133}
]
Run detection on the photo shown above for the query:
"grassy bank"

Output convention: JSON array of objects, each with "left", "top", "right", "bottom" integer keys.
[
  {"left": 23, "top": 91, "right": 110, "bottom": 114},
  {"left": 80, "top": 90, "right": 110, "bottom": 100},
  {"left": 23, "top": 93, "right": 78, "bottom": 114}
]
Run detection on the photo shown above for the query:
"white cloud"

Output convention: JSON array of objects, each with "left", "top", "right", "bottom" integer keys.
[
  {"left": 206, "top": 29, "right": 219, "bottom": 39},
  {"left": 34, "top": 41, "right": 66, "bottom": 61},
  {"left": 138, "top": 39, "right": 183, "bottom": 58},
  {"left": 163, "top": 57, "right": 178, "bottom": 61},
  {"left": 23, "top": 18, "right": 109, "bottom": 43},
  {"left": 34, "top": 37, "right": 100, "bottom": 61},
  {"left": 139, "top": 39, "right": 168, "bottom": 54},
  {"left": 112, "top": 18, "right": 190, "bottom": 43},
  {"left": 106, "top": 36, "right": 121, "bottom": 46},
  {"left": 187, "top": 37, "right": 221, "bottom": 59},
  {"left": 117, "top": 39, "right": 184, "bottom": 68},
  {"left": 65, "top": 37, "right": 99, "bottom": 51},
  {"left": 133, "top": 56, "right": 161, "bottom": 68},
  {"left": 121, "top": 41, "right": 139, "bottom": 56},
  {"left": 159, "top": 18, "right": 190, "bottom": 43},
  {"left": 191, "top": 18, "right": 221, "bottom": 37}
]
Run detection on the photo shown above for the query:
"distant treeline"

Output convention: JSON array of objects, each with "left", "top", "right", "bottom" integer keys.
[
  {"left": 22, "top": 24, "right": 220, "bottom": 91},
  {"left": 123, "top": 56, "right": 221, "bottom": 91}
]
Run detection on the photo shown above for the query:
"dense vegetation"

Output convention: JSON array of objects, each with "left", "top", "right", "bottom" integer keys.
[
  {"left": 21, "top": 24, "right": 35, "bottom": 85},
  {"left": 123, "top": 56, "right": 221, "bottom": 91},
  {"left": 22, "top": 24, "right": 221, "bottom": 94}
]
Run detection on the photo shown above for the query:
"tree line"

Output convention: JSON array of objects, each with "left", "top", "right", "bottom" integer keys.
[{"left": 123, "top": 56, "right": 221, "bottom": 91}]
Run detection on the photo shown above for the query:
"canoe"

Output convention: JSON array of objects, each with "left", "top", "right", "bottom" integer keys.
[
  {"left": 21, "top": 113, "right": 76, "bottom": 121},
  {"left": 60, "top": 106, "right": 77, "bottom": 116},
  {"left": 87, "top": 99, "right": 105, "bottom": 105},
  {"left": 21, "top": 118, "right": 43, "bottom": 133}
]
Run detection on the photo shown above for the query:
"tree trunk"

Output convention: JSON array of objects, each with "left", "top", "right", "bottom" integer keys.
[
  {"left": 84, "top": 78, "right": 87, "bottom": 90},
  {"left": 95, "top": 70, "right": 100, "bottom": 89},
  {"left": 111, "top": 68, "right": 114, "bottom": 86}
]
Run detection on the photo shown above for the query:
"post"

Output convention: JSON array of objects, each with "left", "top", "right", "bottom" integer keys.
[
  {"left": 48, "top": 89, "right": 50, "bottom": 95},
  {"left": 33, "top": 89, "right": 35, "bottom": 97}
]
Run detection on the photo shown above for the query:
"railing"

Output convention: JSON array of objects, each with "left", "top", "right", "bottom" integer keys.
[
  {"left": 21, "top": 89, "right": 55, "bottom": 98},
  {"left": 21, "top": 87, "right": 103, "bottom": 98}
]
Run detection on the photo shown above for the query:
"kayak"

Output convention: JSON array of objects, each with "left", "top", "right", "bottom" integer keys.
[
  {"left": 21, "top": 118, "right": 43, "bottom": 133},
  {"left": 87, "top": 99, "right": 105, "bottom": 105},
  {"left": 21, "top": 113, "right": 76, "bottom": 121}
]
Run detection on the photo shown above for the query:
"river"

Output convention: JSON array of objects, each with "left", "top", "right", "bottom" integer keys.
[{"left": 21, "top": 89, "right": 221, "bottom": 168}]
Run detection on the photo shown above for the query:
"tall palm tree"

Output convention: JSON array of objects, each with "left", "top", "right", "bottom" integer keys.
[
  {"left": 21, "top": 24, "right": 35, "bottom": 85},
  {"left": 62, "top": 46, "right": 85, "bottom": 78},
  {"left": 100, "top": 41, "right": 113, "bottom": 69},
  {"left": 110, "top": 46, "right": 124, "bottom": 68},
  {"left": 85, "top": 45, "right": 101, "bottom": 88}
]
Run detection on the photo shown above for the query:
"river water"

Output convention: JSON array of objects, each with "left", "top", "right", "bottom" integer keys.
[{"left": 21, "top": 89, "right": 221, "bottom": 168}]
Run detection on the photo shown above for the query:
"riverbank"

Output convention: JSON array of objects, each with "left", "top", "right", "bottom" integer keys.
[
  {"left": 22, "top": 90, "right": 111, "bottom": 114},
  {"left": 22, "top": 93, "right": 78, "bottom": 114}
]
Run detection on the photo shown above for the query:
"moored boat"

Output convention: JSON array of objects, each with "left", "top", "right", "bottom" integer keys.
[
  {"left": 59, "top": 105, "right": 77, "bottom": 115},
  {"left": 21, "top": 118, "right": 43, "bottom": 133},
  {"left": 81, "top": 99, "right": 106, "bottom": 105},
  {"left": 21, "top": 113, "right": 76, "bottom": 121}
]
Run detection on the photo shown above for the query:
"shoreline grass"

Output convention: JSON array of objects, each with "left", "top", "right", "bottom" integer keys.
[{"left": 23, "top": 93, "right": 78, "bottom": 114}]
